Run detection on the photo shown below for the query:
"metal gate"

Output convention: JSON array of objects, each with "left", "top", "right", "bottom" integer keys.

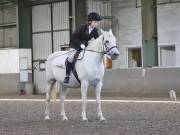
[{"left": 32, "top": 1, "right": 69, "bottom": 93}]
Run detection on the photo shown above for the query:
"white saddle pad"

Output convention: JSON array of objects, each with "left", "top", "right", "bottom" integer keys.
[
  {"left": 52, "top": 50, "right": 84, "bottom": 68},
  {"left": 49, "top": 51, "right": 68, "bottom": 68}
]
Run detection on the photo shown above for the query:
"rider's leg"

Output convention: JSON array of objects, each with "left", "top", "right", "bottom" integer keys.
[
  {"left": 64, "top": 61, "right": 73, "bottom": 83},
  {"left": 64, "top": 49, "right": 82, "bottom": 83},
  {"left": 64, "top": 49, "right": 75, "bottom": 83},
  {"left": 72, "top": 49, "right": 82, "bottom": 64}
]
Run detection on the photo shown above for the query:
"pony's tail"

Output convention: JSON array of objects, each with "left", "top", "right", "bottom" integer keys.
[{"left": 51, "top": 83, "right": 57, "bottom": 101}]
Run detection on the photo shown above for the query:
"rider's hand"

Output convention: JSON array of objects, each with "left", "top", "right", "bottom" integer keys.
[{"left": 80, "top": 44, "right": 85, "bottom": 49}]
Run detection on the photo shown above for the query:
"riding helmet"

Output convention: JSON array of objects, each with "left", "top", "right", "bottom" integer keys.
[{"left": 87, "top": 12, "right": 102, "bottom": 21}]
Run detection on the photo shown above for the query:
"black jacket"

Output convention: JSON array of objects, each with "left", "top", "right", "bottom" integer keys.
[{"left": 70, "top": 24, "right": 99, "bottom": 50}]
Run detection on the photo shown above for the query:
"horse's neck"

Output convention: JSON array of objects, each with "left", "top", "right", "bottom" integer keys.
[
  {"left": 83, "top": 35, "right": 104, "bottom": 65},
  {"left": 87, "top": 35, "right": 104, "bottom": 52}
]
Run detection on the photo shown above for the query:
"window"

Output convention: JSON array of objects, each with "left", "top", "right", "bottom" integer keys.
[
  {"left": 128, "top": 48, "right": 142, "bottom": 68},
  {"left": 159, "top": 45, "right": 175, "bottom": 67}
]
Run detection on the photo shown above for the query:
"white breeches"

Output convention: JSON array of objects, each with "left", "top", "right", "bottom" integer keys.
[{"left": 67, "top": 48, "right": 77, "bottom": 63}]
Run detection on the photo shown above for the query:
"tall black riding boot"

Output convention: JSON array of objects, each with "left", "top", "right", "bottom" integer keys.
[{"left": 64, "top": 61, "right": 72, "bottom": 83}]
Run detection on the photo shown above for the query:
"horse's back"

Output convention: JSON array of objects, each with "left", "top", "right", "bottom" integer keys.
[{"left": 47, "top": 51, "right": 68, "bottom": 61}]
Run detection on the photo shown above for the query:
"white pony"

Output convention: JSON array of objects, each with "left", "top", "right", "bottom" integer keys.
[{"left": 45, "top": 29, "right": 119, "bottom": 121}]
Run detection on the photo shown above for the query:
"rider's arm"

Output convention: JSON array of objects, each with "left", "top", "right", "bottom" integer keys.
[{"left": 70, "top": 25, "right": 86, "bottom": 50}]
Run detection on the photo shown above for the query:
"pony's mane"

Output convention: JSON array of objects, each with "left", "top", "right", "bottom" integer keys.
[{"left": 87, "top": 35, "right": 104, "bottom": 50}]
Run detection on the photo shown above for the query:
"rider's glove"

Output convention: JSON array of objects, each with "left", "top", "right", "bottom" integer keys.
[{"left": 80, "top": 44, "right": 85, "bottom": 49}]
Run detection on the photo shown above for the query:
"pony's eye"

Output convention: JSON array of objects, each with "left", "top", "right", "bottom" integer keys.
[{"left": 105, "top": 40, "right": 109, "bottom": 44}]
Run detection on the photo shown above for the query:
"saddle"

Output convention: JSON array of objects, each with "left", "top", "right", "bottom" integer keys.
[
  {"left": 52, "top": 50, "right": 84, "bottom": 68},
  {"left": 52, "top": 50, "right": 84, "bottom": 84}
]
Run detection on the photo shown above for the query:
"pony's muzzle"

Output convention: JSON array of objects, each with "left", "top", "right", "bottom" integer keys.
[
  {"left": 114, "top": 53, "right": 119, "bottom": 57},
  {"left": 111, "top": 52, "right": 119, "bottom": 60}
]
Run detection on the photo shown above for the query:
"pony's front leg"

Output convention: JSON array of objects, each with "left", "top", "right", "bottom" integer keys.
[
  {"left": 95, "top": 80, "right": 106, "bottom": 121},
  {"left": 59, "top": 84, "right": 68, "bottom": 121},
  {"left": 45, "top": 81, "right": 54, "bottom": 120},
  {"left": 81, "top": 80, "right": 89, "bottom": 121}
]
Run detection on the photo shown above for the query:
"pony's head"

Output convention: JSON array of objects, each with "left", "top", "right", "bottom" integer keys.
[{"left": 100, "top": 29, "right": 120, "bottom": 60}]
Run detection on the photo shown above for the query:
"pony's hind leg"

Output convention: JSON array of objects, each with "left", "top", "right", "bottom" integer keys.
[
  {"left": 59, "top": 84, "right": 68, "bottom": 120},
  {"left": 45, "top": 80, "right": 55, "bottom": 120}
]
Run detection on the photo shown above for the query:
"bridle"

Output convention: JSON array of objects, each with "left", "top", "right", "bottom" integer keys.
[
  {"left": 86, "top": 36, "right": 117, "bottom": 54},
  {"left": 103, "top": 40, "right": 117, "bottom": 54}
]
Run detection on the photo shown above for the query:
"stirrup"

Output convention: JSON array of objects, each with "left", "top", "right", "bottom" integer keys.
[{"left": 64, "top": 76, "right": 70, "bottom": 83}]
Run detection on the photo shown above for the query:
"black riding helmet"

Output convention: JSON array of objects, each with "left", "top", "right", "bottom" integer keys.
[{"left": 87, "top": 12, "right": 102, "bottom": 21}]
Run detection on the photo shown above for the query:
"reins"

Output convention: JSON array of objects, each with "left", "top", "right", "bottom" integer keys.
[{"left": 48, "top": 34, "right": 117, "bottom": 60}]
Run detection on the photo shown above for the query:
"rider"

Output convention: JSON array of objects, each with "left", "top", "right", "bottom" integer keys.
[{"left": 64, "top": 12, "right": 102, "bottom": 83}]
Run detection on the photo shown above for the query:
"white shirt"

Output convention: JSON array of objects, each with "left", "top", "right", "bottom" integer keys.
[{"left": 89, "top": 26, "right": 94, "bottom": 34}]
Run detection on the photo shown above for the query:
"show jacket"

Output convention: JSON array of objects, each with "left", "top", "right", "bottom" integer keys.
[{"left": 70, "top": 24, "right": 99, "bottom": 50}]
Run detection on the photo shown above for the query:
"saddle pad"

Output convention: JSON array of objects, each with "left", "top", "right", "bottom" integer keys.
[
  {"left": 52, "top": 50, "right": 84, "bottom": 68},
  {"left": 51, "top": 51, "right": 68, "bottom": 68}
]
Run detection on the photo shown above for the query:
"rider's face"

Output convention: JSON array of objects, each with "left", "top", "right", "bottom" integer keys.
[{"left": 89, "top": 21, "right": 98, "bottom": 28}]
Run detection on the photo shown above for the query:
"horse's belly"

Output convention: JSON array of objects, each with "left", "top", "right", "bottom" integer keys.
[
  {"left": 79, "top": 69, "right": 104, "bottom": 83},
  {"left": 53, "top": 66, "right": 80, "bottom": 88}
]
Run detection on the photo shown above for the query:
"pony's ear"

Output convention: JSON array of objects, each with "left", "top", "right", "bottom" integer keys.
[
  {"left": 100, "top": 29, "right": 104, "bottom": 34},
  {"left": 109, "top": 29, "right": 112, "bottom": 34}
]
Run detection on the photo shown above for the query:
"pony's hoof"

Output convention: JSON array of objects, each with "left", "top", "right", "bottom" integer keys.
[
  {"left": 63, "top": 117, "right": 68, "bottom": 121},
  {"left": 45, "top": 115, "right": 50, "bottom": 120},
  {"left": 82, "top": 118, "right": 88, "bottom": 122},
  {"left": 100, "top": 117, "right": 106, "bottom": 122}
]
